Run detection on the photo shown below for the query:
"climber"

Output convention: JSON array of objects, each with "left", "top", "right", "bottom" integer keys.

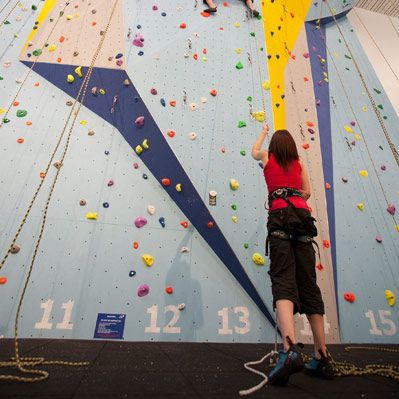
[
  {"left": 203, "top": 0, "right": 259, "bottom": 17},
  {"left": 251, "top": 124, "right": 334, "bottom": 385}
]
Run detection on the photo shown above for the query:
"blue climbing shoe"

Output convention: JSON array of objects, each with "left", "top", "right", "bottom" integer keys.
[
  {"left": 305, "top": 351, "right": 335, "bottom": 380},
  {"left": 268, "top": 344, "right": 305, "bottom": 385}
]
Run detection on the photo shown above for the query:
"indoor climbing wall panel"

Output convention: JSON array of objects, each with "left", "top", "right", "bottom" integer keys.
[{"left": 0, "top": 1, "right": 397, "bottom": 344}]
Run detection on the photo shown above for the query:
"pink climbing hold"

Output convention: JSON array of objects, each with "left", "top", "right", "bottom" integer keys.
[
  {"left": 135, "top": 116, "right": 145, "bottom": 127},
  {"left": 116, "top": 60, "right": 123, "bottom": 67},
  {"left": 387, "top": 204, "right": 396, "bottom": 215},
  {"left": 381, "top": 165, "right": 386, "bottom": 171},
  {"left": 107, "top": 179, "right": 114, "bottom": 187},
  {"left": 137, "top": 284, "right": 150, "bottom": 297},
  {"left": 302, "top": 52, "right": 309, "bottom": 58},
  {"left": 350, "top": 121, "right": 356, "bottom": 126},
  {"left": 375, "top": 235, "right": 382, "bottom": 243},
  {"left": 151, "top": 88, "right": 157, "bottom": 95},
  {"left": 152, "top": 5, "right": 158, "bottom": 11},
  {"left": 135, "top": 216, "right": 148, "bottom": 228},
  {"left": 133, "top": 163, "right": 139, "bottom": 169},
  {"left": 133, "top": 33, "right": 144, "bottom": 47}
]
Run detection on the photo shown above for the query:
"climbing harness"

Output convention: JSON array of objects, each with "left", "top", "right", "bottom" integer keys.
[{"left": 0, "top": 0, "right": 120, "bottom": 383}]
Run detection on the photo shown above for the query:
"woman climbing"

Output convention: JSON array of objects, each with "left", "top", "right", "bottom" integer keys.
[
  {"left": 251, "top": 124, "right": 334, "bottom": 385},
  {"left": 203, "top": 0, "right": 259, "bottom": 17}
]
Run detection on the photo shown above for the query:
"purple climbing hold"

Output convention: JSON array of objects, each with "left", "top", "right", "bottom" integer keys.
[
  {"left": 316, "top": 99, "right": 321, "bottom": 106},
  {"left": 151, "top": 88, "right": 157, "bottom": 95},
  {"left": 152, "top": 5, "right": 158, "bottom": 11},
  {"left": 351, "top": 140, "right": 356, "bottom": 146},
  {"left": 308, "top": 128, "right": 315, "bottom": 134},
  {"left": 350, "top": 121, "right": 356, "bottom": 126},
  {"left": 115, "top": 53, "right": 123, "bottom": 59},
  {"left": 387, "top": 204, "right": 396, "bottom": 215},
  {"left": 135, "top": 116, "right": 145, "bottom": 127},
  {"left": 381, "top": 165, "right": 386, "bottom": 171},
  {"left": 137, "top": 284, "right": 150, "bottom": 297},
  {"left": 107, "top": 179, "right": 114, "bottom": 187},
  {"left": 135, "top": 216, "right": 148, "bottom": 228}
]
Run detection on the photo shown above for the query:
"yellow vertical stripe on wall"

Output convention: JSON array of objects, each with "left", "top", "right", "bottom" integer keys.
[
  {"left": 21, "top": 0, "right": 58, "bottom": 54},
  {"left": 261, "top": 0, "right": 312, "bottom": 130}
]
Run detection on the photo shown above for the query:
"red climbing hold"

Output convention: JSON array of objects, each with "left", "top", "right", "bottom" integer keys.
[
  {"left": 325, "top": 182, "right": 331, "bottom": 190},
  {"left": 210, "top": 89, "right": 217, "bottom": 97},
  {"left": 180, "top": 221, "right": 189, "bottom": 229},
  {"left": 167, "top": 130, "right": 175, "bottom": 138},
  {"left": 302, "top": 143, "right": 310, "bottom": 150},
  {"left": 316, "top": 263, "right": 323, "bottom": 271},
  {"left": 169, "top": 100, "right": 176, "bottom": 107},
  {"left": 162, "top": 178, "right": 171, "bottom": 187},
  {"left": 344, "top": 292, "right": 356, "bottom": 303},
  {"left": 0, "top": 276, "right": 7, "bottom": 284},
  {"left": 203, "top": 48, "right": 207, "bottom": 54},
  {"left": 17, "top": 138, "right": 24, "bottom": 144},
  {"left": 322, "top": 240, "right": 330, "bottom": 249},
  {"left": 166, "top": 286, "right": 173, "bottom": 294},
  {"left": 133, "top": 241, "right": 139, "bottom": 250},
  {"left": 207, "top": 221, "right": 214, "bottom": 229},
  {"left": 193, "top": 53, "right": 198, "bottom": 60},
  {"left": 179, "top": 23, "right": 186, "bottom": 29},
  {"left": 201, "top": 11, "right": 210, "bottom": 17}
]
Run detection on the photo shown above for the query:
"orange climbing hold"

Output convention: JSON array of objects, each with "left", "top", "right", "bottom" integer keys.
[
  {"left": 133, "top": 241, "right": 139, "bottom": 250},
  {"left": 304, "top": 76, "right": 309, "bottom": 82},
  {"left": 200, "top": 11, "right": 210, "bottom": 17},
  {"left": 323, "top": 240, "right": 330, "bottom": 249},
  {"left": 325, "top": 182, "right": 331, "bottom": 190},
  {"left": 167, "top": 130, "right": 175, "bottom": 138},
  {"left": 162, "top": 178, "right": 171, "bottom": 186},
  {"left": 169, "top": 100, "right": 176, "bottom": 107},
  {"left": 179, "top": 23, "right": 187, "bottom": 29},
  {"left": 306, "top": 121, "right": 315, "bottom": 127},
  {"left": 180, "top": 221, "right": 189, "bottom": 229},
  {"left": 91, "top": 21, "right": 96, "bottom": 26},
  {"left": 17, "top": 138, "right": 24, "bottom": 144},
  {"left": 13, "top": 101, "right": 19, "bottom": 106},
  {"left": 59, "top": 36, "right": 65, "bottom": 42},
  {"left": 57, "top": 57, "right": 62, "bottom": 63},
  {"left": 0, "top": 277, "right": 7, "bottom": 285},
  {"left": 40, "top": 172, "right": 46, "bottom": 179},
  {"left": 210, "top": 89, "right": 217, "bottom": 97},
  {"left": 344, "top": 292, "right": 356, "bottom": 303},
  {"left": 302, "top": 143, "right": 310, "bottom": 150}
]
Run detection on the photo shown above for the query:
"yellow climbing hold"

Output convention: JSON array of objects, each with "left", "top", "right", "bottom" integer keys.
[
  {"left": 362, "top": 106, "right": 367, "bottom": 112},
  {"left": 67, "top": 74, "right": 74, "bottom": 83},
  {"left": 344, "top": 125, "right": 353, "bottom": 133},
  {"left": 230, "top": 179, "right": 239, "bottom": 190},
  {"left": 0, "top": 108, "right": 5, "bottom": 114},
  {"left": 357, "top": 203, "right": 364, "bottom": 211},
  {"left": 175, "top": 183, "right": 182, "bottom": 192},
  {"left": 385, "top": 290, "right": 395, "bottom": 307},
  {"left": 395, "top": 225, "right": 399, "bottom": 232},
  {"left": 142, "top": 139, "right": 149, "bottom": 150},
  {"left": 262, "top": 80, "right": 271, "bottom": 90},
  {"left": 359, "top": 170, "right": 368, "bottom": 177},
  {"left": 252, "top": 253, "right": 265, "bottom": 266},
  {"left": 66, "top": 14, "right": 73, "bottom": 20},
  {"left": 142, "top": 254, "right": 154, "bottom": 267},
  {"left": 75, "top": 66, "right": 83, "bottom": 78},
  {"left": 99, "top": 89, "right": 106, "bottom": 95},
  {"left": 235, "top": 48, "right": 241, "bottom": 54},
  {"left": 354, "top": 134, "right": 362, "bottom": 141},
  {"left": 135, "top": 145, "right": 143, "bottom": 155},
  {"left": 49, "top": 44, "right": 56, "bottom": 51},
  {"left": 231, "top": 216, "right": 238, "bottom": 223},
  {"left": 252, "top": 111, "right": 265, "bottom": 122},
  {"left": 233, "top": 22, "right": 241, "bottom": 28},
  {"left": 86, "top": 213, "right": 97, "bottom": 220},
  {"left": 79, "top": 120, "right": 87, "bottom": 125}
]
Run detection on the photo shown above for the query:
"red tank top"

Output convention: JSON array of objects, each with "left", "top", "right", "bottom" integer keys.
[{"left": 263, "top": 153, "right": 309, "bottom": 211}]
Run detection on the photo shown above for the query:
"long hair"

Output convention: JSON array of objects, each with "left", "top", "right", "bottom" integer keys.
[{"left": 268, "top": 130, "right": 299, "bottom": 172}]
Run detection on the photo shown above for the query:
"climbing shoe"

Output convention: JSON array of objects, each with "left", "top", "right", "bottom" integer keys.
[
  {"left": 242, "top": 0, "right": 259, "bottom": 18},
  {"left": 203, "top": 0, "right": 217, "bottom": 13},
  {"left": 305, "top": 351, "right": 335, "bottom": 380},
  {"left": 268, "top": 343, "right": 305, "bottom": 385}
]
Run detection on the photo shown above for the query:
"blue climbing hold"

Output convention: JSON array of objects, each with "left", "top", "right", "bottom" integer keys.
[
  {"left": 104, "top": 150, "right": 110, "bottom": 155},
  {"left": 115, "top": 53, "right": 123, "bottom": 59},
  {"left": 137, "top": 24, "right": 141, "bottom": 29},
  {"left": 161, "top": 12, "right": 167, "bottom": 16},
  {"left": 129, "top": 270, "right": 136, "bottom": 277},
  {"left": 134, "top": 97, "right": 140, "bottom": 103},
  {"left": 160, "top": 98, "right": 166, "bottom": 107},
  {"left": 159, "top": 217, "right": 166, "bottom": 228},
  {"left": 103, "top": 202, "right": 109, "bottom": 208},
  {"left": 143, "top": 173, "right": 148, "bottom": 180},
  {"left": 138, "top": 51, "right": 144, "bottom": 56}
]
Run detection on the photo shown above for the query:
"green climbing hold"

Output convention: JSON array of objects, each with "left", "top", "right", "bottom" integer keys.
[
  {"left": 373, "top": 88, "right": 381, "bottom": 94},
  {"left": 231, "top": 204, "right": 237, "bottom": 210},
  {"left": 260, "top": 47, "right": 263, "bottom": 51},
  {"left": 238, "top": 121, "right": 246, "bottom": 128},
  {"left": 59, "top": 11, "right": 64, "bottom": 17},
  {"left": 383, "top": 116, "right": 388, "bottom": 120},
  {"left": 338, "top": 39, "right": 342, "bottom": 43},
  {"left": 33, "top": 49, "right": 42, "bottom": 56},
  {"left": 236, "top": 61, "right": 244, "bottom": 70},
  {"left": 246, "top": 96, "right": 253, "bottom": 102},
  {"left": 379, "top": 145, "right": 383, "bottom": 150},
  {"left": 240, "top": 150, "right": 246, "bottom": 156},
  {"left": 244, "top": 243, "right": 249, "bottom": 249},
  {"left": 4, "top": 20, "right": 10, "bottom": 25},
  {"left": 250, "top": 32, "right": 255, "bottom": 37},
  {"left": 32, "top": 5, "right": 38, "bottom": 10},
  {"left": 377, "top": 104, "right": 384, "bottom": 110},
  {"left": 344, "top": 54, "right": 352, "bottom": 59},
  {"left": 2, "top": 118, "right": 10, "bottom": 123},
  {"left": 16, "top": 110, "right": 27, "bottom": 118},
  {"left": 345, "top": 67, "right": 350, "bottom": 71},
  {"left": 0, "top": 76, "right": 3, "bottom": 80},
  {"left": 257, "top": 15, "right": 262, "bottom": 21}
]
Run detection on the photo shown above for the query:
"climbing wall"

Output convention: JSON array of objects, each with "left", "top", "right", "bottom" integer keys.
[{"left": 0, "top": 0, "right": 397, "bottom": 344}]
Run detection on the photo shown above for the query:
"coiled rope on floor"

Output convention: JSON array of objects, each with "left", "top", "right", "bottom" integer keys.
[{"left": 0, "top": 0, "right": 120, "bottom": 383}]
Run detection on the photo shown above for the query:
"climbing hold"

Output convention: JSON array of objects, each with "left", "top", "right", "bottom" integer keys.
[
  {"left": 381, "top": 165, "right": 386, "bottom": 171},
  {"left": 123, "top": 79, "right": 130, "bottom": 86},
  {"left": 17, "top": 138, "right": 24, "bottom": 144},
  {"left": 135, "top": 116, "right": 145, "bottom": 127},
  {"left": 230, "top": 179, "right": 239, "bottom": 190},
  {"left": 357, "top": 203, "right": 364, "bottom": 211},
  {"left": 67, "top": 74, "right": 74, "bottom": 83},
  {"left": 167, "top": 130, "right": 175, "bottom": 138},
  {"left": 235, "top": 48, "right": 241, "bottom": 54},
  {"left": 252, "top": 111, "right": 265, "bottom": 122},
  {"left": 178, "top": 303, "right": 186, "bottom": 310},
  {"left": 142, "top": 174, "right": 148, "bottom": 180},
  {"left": 344, "top": 292, "right": 355, "bottom": 303},
  {"left": 180, "top": 221, "right": 189, "bottom": 229},
  {"left": 359, "top": 170, "right": 368, "bottom": 177},
  {"left": 375, "top": 235, "right": 382, "bottom": 243},
  {"left": 133, "top": 163, "right": 139, "bottom": 169},
  {"left": 262, "top": 80, "right": 270, "bottom": 90},
  {"left": 160, "top": 98, "right": 166, "bottom": 107},
  {"left": 322, "top": 240, "right": 330, "bottom": 249},
  {"left": 91, "top": 87, "right": 98, "bottom": 95},
  {"left": 150, "top": 88, "right": 157, "bottom": 95},
  {"left": 137, "top": 284, "right": 150, "bottom": 297},
  {"left": 133, "top": 241, "right": 139, "bottom": 250},
  {"left": 169, "top": 100, "right": 177, "bottom": 107},
  {"left": 210, "top": 89, "right": 217, "bottom": 97},
  {"left": 341, "top": 177, "right": 348, "bottom": 183},
  {"left": 142, "top": 139, "right": 149, "bottom": 150},
  {"left": 159, "top": 217, "right": 166, "bottom": 228},
  {"left": 231, "top": 204, "right": 237, "bottom": 210},
  {"left": 142, "top": 254, "right": 154, "bottom": 267},
  {"left": 79, "top": 199, "right": 86, "bottom": 206},
  {"left": 32, "top": 49, "right": 42, "bottom": 56},
  {"left": 135, "top": 145, "right": 143, "bottom": 155},
  {"left": 385, "top": 290, "right": 395, "bottom": 307},
  {"left": 189, "top": 103, "right": 198, "bottom": 111},
  {"left": 200, "top": 97, "right": 207, "bottom": 104},
  {"left": 316, "top": 263, "right": 324, "bottom": 271},
  {"left": 188, "top": 132, "right": 197, "bottom": 140},
  {"left": 102, "top": 202, "right": 109, "bottom": 208},
  {"left": 147, "top": 205, "right": 156, "bottom": 215},
  {"left": 231, "top": 216, "right": 238, "bottom": 223},
  {"left": 207, "top": 221, "right": 214, "bottom": 229},
  {"left": 133, "top": 33, "right": 145, "bottom": 47},
  {"left": 179, "top": 23, "right": 187, "bottom": 29},
  {"left": 252, "top": 253, "right": 265, "bottom": 266},
  {"left": 240, "top": 150, "right": 246, "bottom": 156},
  {"left": 135, "top": 217, "right": 147, "bottom": 228},
  {"left": 162, "top": 178, "right": 171, "bottom": 187},
  {"left": 325, "top": 182, "right": 331, "bottom": 190},
  {"left": 75, "top": 66, "right": 83, "bottom": 78},
  {"left": 129, "top": 270, "right": 136, "bottom": 277},
  {"left": 86, "top": 213, "right": 97, "bottom": 220},
  {"left": 0, "top": 277, "right": 7, "bottom": 285},
  {"left": 16, "top": 109, "right": 28, "bottom": 118},
  {"left": 107, "top": 180, "right": 114, "bottom": 187},
  {"left": 387, "top": 204, "right": 396, "bottom": 215},
  {"left": 10, "top": 244, "right": 20, "bottom": 254},
  {"left": 236, "top": 61, "right": 244, "bottom": 70},
  {"left": 244, "top": 243, "right": 249, "bottom": 249},
  {"left": 175, "top": 184, "right": 182, "bottom": 192},
  {"left": 237, "top": 121, "right": 246, "bottom": 128},
  {"left": 165, "top": 286, "right": 173, "bottom": 295},
  {"left": 88, "top": 129, "right": 95, "bottom": 136}
]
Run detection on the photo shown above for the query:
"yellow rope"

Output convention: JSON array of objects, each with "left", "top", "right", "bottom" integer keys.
[{"left": 0, "top": 0, "right": 120, "bottom": 383}]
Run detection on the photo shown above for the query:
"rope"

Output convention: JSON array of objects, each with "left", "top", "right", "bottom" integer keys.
[
  {"left": 0, "top": 0, "right": 15, "bottom": 16},
  {"left": 0, "top": 0, "right": 120, "bottom": 383},
  {"left": 0, "top": 0, "right": 20, "bottom": 28},
  {"left": 0, "top": 2, "right": 69, "bottom": 129},
  {"left": 325, "top": 0, "right": 399, "bottom": 169}
]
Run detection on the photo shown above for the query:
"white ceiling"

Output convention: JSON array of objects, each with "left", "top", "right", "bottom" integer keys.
[{"left": 356, "top": 0, "right": 399, "bottom": 17}]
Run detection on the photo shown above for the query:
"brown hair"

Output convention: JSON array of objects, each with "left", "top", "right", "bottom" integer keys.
[{"left": 268, "top": 130, "right": 299, "bottom": 172}]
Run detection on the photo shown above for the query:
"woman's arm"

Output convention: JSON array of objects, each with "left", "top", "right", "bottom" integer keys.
[
  {"left": 299, "top": 159, "right": 311, "bottom": 200},
  {"left": 251, "top": 123, "right": 269, "bottom": 165}
]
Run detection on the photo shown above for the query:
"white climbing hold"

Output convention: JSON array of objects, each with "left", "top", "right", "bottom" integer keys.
[
  {"left": 147, "top": 205, "right": 156, "bottom": 215},
  {"left": 200, "top": 97, "right": 207, "bottom": 103},
  {"left": 180, "top": 247, "right": 190, "bottom": 253},
  {"left": 188, "top": 132, "right": 197, "bottom": 140},
  {"left": 178, "top": 303, "right": 186, "bottom": 310},
  {"left": 189, "top": 103, "right": 198, "bottom": 111}
]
